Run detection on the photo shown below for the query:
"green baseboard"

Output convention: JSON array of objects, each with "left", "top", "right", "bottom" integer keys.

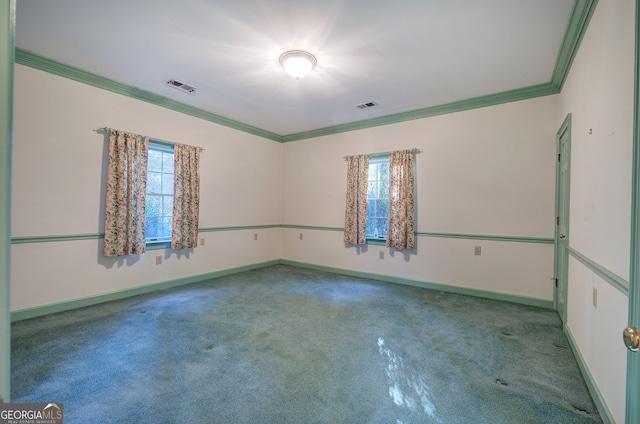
[
  {"left": 280, "top": 259, "right": 553, "bottom": 309},
  {"left": 11, "top": 258, "right": 553, "bottom": 321},
  {"left": 11, "top": 260, "right": 280, "bottom": 322},
  {"left": 564, "top": 325, "right": 616, "bottom": 424}
]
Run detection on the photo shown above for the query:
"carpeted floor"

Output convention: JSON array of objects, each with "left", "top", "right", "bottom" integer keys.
[{"left": 12, "top": 264, "right": 601, "bottom": 423}]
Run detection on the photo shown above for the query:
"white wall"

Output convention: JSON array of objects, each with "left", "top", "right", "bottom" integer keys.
[
  {"left": 282, "top": 95, "right": 559, "bottom": 301},
  {"left": 558, "top": 0, "right": 635, "bottom": 422},
  {"left": 11, "top": 65, "right": 282, "bottom": 311}
]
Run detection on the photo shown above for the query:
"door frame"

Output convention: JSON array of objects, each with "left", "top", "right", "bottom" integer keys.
[
  {"left": 554, "top": 114, "right": 572, "bottom": 325},
  {"left": 0, "top": 0, "right": 15, "bottom": 403},
  {"left": 626, "top": 2, "right": 640, "bottom": 422}
]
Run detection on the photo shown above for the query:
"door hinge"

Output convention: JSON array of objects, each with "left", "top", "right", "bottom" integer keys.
[
  {"left": 558, "top": 153, "right": 561, "bottom": 163},
  {"left": 556, "top": 216, "right": 560, "bottom": 225},
  {"left": 554, "top": 278, "right": 558, "bottom": 288}
]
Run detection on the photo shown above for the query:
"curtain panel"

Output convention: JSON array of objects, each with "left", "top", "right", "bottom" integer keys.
[
  {"left": 172, "top": 143, "right": 200, "bottom": 250},
  {"left": 387, "top": 149, "right": 415, "bottom": 250},
  {"left": 103, "top": 130, "right": 149, "bottom": 257},
  {"left": 344, "top": 154, "right": 370, "bottom": 245}
]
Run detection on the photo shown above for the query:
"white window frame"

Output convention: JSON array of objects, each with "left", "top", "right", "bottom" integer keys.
[
  {"left": 145, "top": 141, "right": 174, "bottom": 246},
  {"left": 367, "top": 154, "right": 390, "bottom": 241}
]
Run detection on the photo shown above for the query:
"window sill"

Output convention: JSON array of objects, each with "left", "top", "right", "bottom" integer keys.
[
  {"left": 146, "top": 241, "right": 171, "bottom": 250},
  {"left": 366, "top": 237, "right": 387, "bottom": 246}
]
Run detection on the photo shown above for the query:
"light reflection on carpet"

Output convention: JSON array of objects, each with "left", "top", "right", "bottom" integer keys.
[{"left": 377, "top": 336, "right": 441, "bottom": 422}]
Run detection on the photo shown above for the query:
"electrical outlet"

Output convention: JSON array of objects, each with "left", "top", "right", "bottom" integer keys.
[
  {"left": 155, "top": 256, "right": 162, "bottom": 265},
  {"left": 379, "top": 251, "right": 384, "bottom": 259},
  {"left": 200, "top": 238, "right": 205, "bottom": 246},
  {"left": 474, "top": 246, "right": 482, "bottom": 256},
  {"left": 593, "top": 287, "right": 598, "bottom": 308},
  {"left": 254, "top": 233, "right": 258, "bottom": 241},
  {"left": 299, "top": 233, "right": 304, "bottom": 240}
]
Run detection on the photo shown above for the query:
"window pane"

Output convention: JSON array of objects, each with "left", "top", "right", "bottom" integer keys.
[
  {"left": 380, "top": 174, "right": 389, "bottom": 198},
  {"left": 369, "top": 218, "right": 379, "bottom": 238},
  {"left": 146, "top": 195, "right": 162, "bottom": 217},
  {"left": 368, "top": 200, "right": 377, "bottom": 218},
  {"left": 162, "top": 173, "right": 173, "bottom": 194},
  {"left": 163, "top": 153, "right": 174, "bottom": 173},
  {"left": 147, "top": 172, "right": 161, "bottom": 194},
  {"left": 368, "top": 200, "right": 376, "bottom": 218},
  {"left": 146, "top": 217, "right": 160, "bottom": 239},
  {"left": 368, "top": 181, "right": 379, "bottom": 198},
  {"left": 366, "top": 157, "right": 390, "bottom": 239},
  {"left": 379, "top": 162, "right": 389, "bottom": 177},
  {"left": 162, "top": 217, "right": 172, "bottom": 239},
  {"left": 163, "top": 195, "right": 173, "bottom": 216},
  {"left": 368, "top": 163, "right": 377, "bottom": 181},
  {"left": 368, "top": 218, "right": 386, "bottom": 238},
  {"left": 148, "top": 150, "right": 162, "bottom": 172},
  {"left": 147, "top": 147, "right": 175, "bottom": 243},
  {"left": 378, "top": 199, "right": 389, "bottom": 218},
  {"left": 375, "top": 218, "right": 388, "bottom": 237}
]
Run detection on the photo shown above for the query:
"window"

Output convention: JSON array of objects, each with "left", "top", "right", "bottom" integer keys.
[
  {"left": 367, "top": 155, "right": 389, "bottom": 240},
  {"left": 344, "top": 149, "right": 415, "bottom": 249},
  {"left": 146, "top": 143, "right": 174, "bottom": 243}
]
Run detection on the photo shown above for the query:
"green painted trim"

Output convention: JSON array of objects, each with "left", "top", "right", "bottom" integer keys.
[
  {"left": 280, "top": 259, "right": 553, "bottom": 309},
  {"left": 14, "top": 49, "right": 282, "bottom": 143},
  {"left": 551, "top": 0, "right": 599, "bottom": 90},
  {"left": 366, "top": 238, "right": 387, "bottom": 246},
  {"left": 628, "top": 1, "right": 640, "bottom": 422},
  {"left": 10, "top": 226, "right": 283, "bottom": 244},
  {"left": 280, "top": 0, "right": 601, "bottom": 144},
  {"left": 13, "top": 1, "right": 598, "bottom": 145},
  {"left": 146, "top": 241, "right": 171, "bottom": 251},
  {"left": 198, "top": 224, "right": 281, "bottom": 232},
  {"left": 11, "top": 233, "right": 104, "bottom": 244},
  {"left": 282, "top": 225, "right": 554, "bottom": 244},
  {"left": 281, "top": 83, "right": 560, "bottom": 142},
  {"left": 11, "top": 257, "right": 555, "bottom": 323},
  {"left": 418, "top": 232, "right": 554, "bottom": 244},
  {"left": 11, "top": 227, "right": 555, "bottom": 246},
  {"left": 564, "top": 326, "right": 615, "bottom": 424},
  {"left": 555, "top": 113, "right": 572, "bottom": 322},
  {"left": 11, "top": 259, "right": 280, "bottom": 322},
  {"left": 0, "top": 0, "right": 14, "bottom": 403},
  {"left": 567, "top": 247, "right": 629, "bottom": 296},
  {"left": 281, "top": 224, "right": 344, "bottom": 232}
]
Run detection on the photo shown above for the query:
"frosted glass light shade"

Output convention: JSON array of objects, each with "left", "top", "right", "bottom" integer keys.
[{"left": 279, "top": 50, "right": 317, "bottom": 79}]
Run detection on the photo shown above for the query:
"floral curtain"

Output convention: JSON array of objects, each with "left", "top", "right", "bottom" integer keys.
[
  {"left": 172, "top": 143, "right": 200, "bottom": 250},
  {"left": 103, "top": 130, "right": 149, "bottom": 257},
  {"left": 387, "top": 149, "right": 415, "bottom": 250},
  {"left": 344, "top": 154, "right": 370, "bottom": 245}
]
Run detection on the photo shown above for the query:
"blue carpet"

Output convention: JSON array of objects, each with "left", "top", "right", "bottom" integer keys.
[{"left": 12, "top": 265, "right": 601, "bottom": 423}]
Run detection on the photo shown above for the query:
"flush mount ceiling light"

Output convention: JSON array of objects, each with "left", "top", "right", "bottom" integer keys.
[{"left": 279, "top": 50, "right": 317, "bottom": 80}]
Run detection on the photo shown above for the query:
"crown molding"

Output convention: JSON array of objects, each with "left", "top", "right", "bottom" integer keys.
[
  {"left": 281, "top": 83, "right": 560, "bottom": 142},
  {"left": 551, "top": 0, "right": 599, "bottom": 90},
  {"left": 282, "top": 0, "right": 599, "bottom": 142},
  {"left": 14, "top": 0, "right": 598, "bottom": 143},
  {"left": 14, "top": 49, "right": 282, "bottom": 143}
]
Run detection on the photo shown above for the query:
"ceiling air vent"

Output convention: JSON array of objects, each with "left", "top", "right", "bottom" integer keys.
[
  {"left": 355, "top": 101, "right": 378, "bottom": 110},
  {"left": 166, "top": 79, "right": 196, "bottom": 96}
]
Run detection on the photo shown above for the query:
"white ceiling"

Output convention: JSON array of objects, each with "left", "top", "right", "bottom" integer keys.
[{"left": 15, "top": 0, "right": 576, "bottom": 137}]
